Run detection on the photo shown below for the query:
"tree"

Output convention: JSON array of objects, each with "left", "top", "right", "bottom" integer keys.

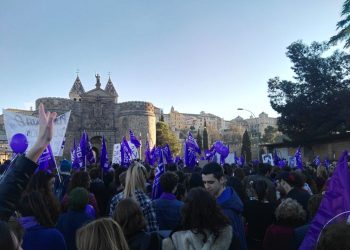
[
  {"left": 203, "top": 122, "right": 209, "bottom": 150},
  {"left": 261, "top": 126, "right": 279, "bottom": 143},
  {"left": 196, "top": 129, "right": 203, "bottom": 150},
  {"left": 329, "top": 0, "right": 350, "bottom": 48},
  {"left": 267, "top": 41, "right": 350, "bottom": 142},
  {"left": 156, "top": 121, "right": 181, "bottom": 155},
  {"left": 160, "top": 113, "right": 164, "bottom": 122},
  {"left": 241, "top": 130, "right": 252, "bottom": 162}
]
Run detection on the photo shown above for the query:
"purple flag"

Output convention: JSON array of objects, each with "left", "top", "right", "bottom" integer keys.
[
  {"left": 38, "top": 144, "right": 56, "bottom": 171},
  {"left": 300, "top": 151, "right": 350, "bottom": 250},
  {"left": 294, "top": 147, "right": 303, "bottom": 169},
  {"left": 79, "top": 131, "right": 95, "bottom": 167},
  {"left": 129, "top": 130, "right": 141, "bottom": 148},
  {"left": 152, "top": 150, "right": 165, "bottom": 199},
  {"left": 85, "top": 133, "right": 95, "bottom": 164},
  {"left": 186, "top": 132, "right": 201, "bottom": 154},
  {"left": 313, "top": 155, "right": 321, "bottom": 167},
  {"left": 184, "top": 142, "right": 197, "bottom": 169},
  {"left": 120, "top": 137, "right": 133, "bottom": 168},
  {"left": 71, "top": 139, "right": 79, "bottom": 169},
  {"left": 100, "top": 136, "right": 109, "bottom": 170},
  {"left": 163, "top": 144, "right": 174, "bottom": 164},
  {"left": 324, "top": 157, "right": 330, "bottom": 170},
  {"left": 273, "top": 149, "right": 280, "bottom": 166},
  {"left": 144, "top": 139, "right": 152, "bottom": 165}
]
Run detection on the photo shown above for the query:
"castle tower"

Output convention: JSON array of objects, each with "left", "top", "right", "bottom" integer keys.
[
  {"left": 69, "top": 75, "right": 85, "bottom": 101},
  {"left": 105, "top": 76, "right": 118, "bottom": 103}
]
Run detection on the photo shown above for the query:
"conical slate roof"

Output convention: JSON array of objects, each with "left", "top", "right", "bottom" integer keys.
[{"left": 69, "top": 76, "right": 85, "bottom": 100}]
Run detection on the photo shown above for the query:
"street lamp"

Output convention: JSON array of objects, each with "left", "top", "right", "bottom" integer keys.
[{"left": 237, "top": 108, "right": 261, "bottom": 160}]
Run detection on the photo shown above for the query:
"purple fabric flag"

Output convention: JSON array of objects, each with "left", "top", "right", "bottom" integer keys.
[
  {"left": 129, "top": 130, "right": 141, "bottom": 148},
  {"left": 38, "top": 144, "right": 56, "bottom": 171},
  {"left": 120, "top": 137, "right": 132, "bottom": 168},
  {"left": 324, "top": 157, "right": 330, "bottom": 170},
  {"left": 184, "top": 142, "right": 197, "bottom": 169},
  {"left": 100, "top": 136, "right": 109, "bottom": 170},
  {"left": 163, "top": 144, "right": 174, "bottom": 164},
  {"left": 205, "top": 146, "right": 216, "bottom": 161},
  {"left": 144, "top": 139, "right": 152, "bottom": 165},
  {"left": 300, "top": 151, "right": 350, "bottom": 250},
  {"left": 85, "top": 134, "right": 96, "bottom": 164},
  {"left": 313, "top": 155, "right": 321, "bottom": 167},
  {"left": 175, "top": 156, "right": 181, "bottom": 164},
  {"left": 186, "top": 132, "right": 201, "bottom": 154},
  {"left": 273, "top": 149, "right": 280, "bottom": 166},
  {"left": 151, "top": 163, "right": 165, "bottom": 199},
  {"left": 150, "top": 146, "right": 157, "bottom": 166},
  {"left": 294, "top": 147, "right": 303, "bottom": 169},
  {"left": 71, "top": 139, "right": 80, "bottom": 170}
]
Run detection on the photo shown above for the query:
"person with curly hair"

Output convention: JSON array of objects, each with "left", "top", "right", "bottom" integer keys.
[
  {"left": 263, "top": 198, "right": 306, "bottom": 250},
  {"left": 163, "top": 187, "right": 235, "bottom": 249}
]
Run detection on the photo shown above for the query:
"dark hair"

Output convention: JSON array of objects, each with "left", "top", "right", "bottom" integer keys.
[
  {"left": 253, "top": 180, "right": 268, "bottom": 201},
  {"left": 25, "top": 170, "right": 60, "bottom": 223},
  {"left": 233, "top": 168, "right": 245, "bottom": 182},
  {"left": 8, "top": 217, "right": 24, "bottom": 245},
  {"left": 308, "top": 194, "right": 323, "bottom": 219},
  {"left": 69, "top": 187, "right": 90, "bottom": 211},
  {"left": 223, "top": 164, "right": 233, "bottom": 176},
  {"left": 187, "top": 172, "right": 204, "bottom": 191},
  {"left": 257, "top": 163, "right": 271, "bottom": 176},
  {"left": 179, "top": 187, "right": 229, "bottom": 242},
  {"left": 166, "top": 163, "right": 177, "bottom": 172},
  {"left": 68, "top": 171, "right": 91, "bottom": 192},
  {"left": 0, "top": 221, "right": 17, "bottom": 250},
  {"left": 112, "top": 198, "right": 147, "bottom": 239},
  {"left": 175, "top": 171, "right": 186, "bottom": 184},
  {"left": 20, "top": 191, "right": 55, "bottom": 227},
  {"left": 160, "top": 172, "right": 179, "bottom": 193},
  {"left": 201, "top": 162, "right": 224, "bottom": 181},
  {"left": 317, "top": 222, "right": 350, "bottom": 250},
  {"left": 89, "top": 167, "right": 101, "bottom": 180}
]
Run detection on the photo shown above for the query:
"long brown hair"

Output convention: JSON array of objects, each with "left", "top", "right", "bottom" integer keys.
[
  {"left": 19, "top": 191, "right": 55, "bottom": 227},
  {"left": 25, "top": 170, "right": 60, "bottom": 223},
  {"left": 112, "top": 198, "right": 147, "bottom": 239},
  {"left": 178, "top": 187, "right": 230, "bottom": 242},
  {"left": 76, "top": 218, "right": 129, "bottom": 250}
]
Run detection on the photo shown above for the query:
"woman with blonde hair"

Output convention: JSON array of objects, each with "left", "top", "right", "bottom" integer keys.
[
  {"left": 109, "top": 162, "right": 158, "bottom": 232},
  {"left": 76, "top": 218, "right": 129, "bottom": 250}
]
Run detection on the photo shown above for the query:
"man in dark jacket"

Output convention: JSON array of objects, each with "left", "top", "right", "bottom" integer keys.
[
  {"left": 152, "top": 172, "right": 183, "bottom": 231},
  {"left": 202, "top": 162, "right": 247, "bottom": 250}
]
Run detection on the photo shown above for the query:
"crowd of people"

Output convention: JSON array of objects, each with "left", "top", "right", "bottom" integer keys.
[{"left": 0, "top": 104, "right": 350, "bottom": 250}]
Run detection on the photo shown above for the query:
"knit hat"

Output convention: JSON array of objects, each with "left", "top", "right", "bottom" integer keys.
[
  {"left": 68, "top": 187, "right": 89, "bottom": 211},
  {"left": 60, "top": 160, "right": 72, "bottom": 173}
]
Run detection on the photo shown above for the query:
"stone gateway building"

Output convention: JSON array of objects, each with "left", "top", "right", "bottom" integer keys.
[{"left": 36, "top": 74, "right": 158, "bottom": 160}]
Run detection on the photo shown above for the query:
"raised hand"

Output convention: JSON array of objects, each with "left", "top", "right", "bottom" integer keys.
[{"left": 26, "top": 103, "right": 57, "bottom": 162}]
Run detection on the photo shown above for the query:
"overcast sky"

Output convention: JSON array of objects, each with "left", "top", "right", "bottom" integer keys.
[{"left": 0, "top": 0, "right": 344, "bottom": 119}]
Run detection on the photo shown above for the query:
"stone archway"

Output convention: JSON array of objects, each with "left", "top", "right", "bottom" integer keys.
[{"left": 90, "top": 136, "right": 102, "bottom": 162}]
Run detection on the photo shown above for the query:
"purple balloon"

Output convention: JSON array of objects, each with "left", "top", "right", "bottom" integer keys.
[
  {"left": 10, "top": 133, "right": 28, "bottom": 153},
  {"left": 85, "top": 204, "right": 96, "bottom": 218},
  {"left": 214, "top": 141, "right": 229, "bottom": 158}
]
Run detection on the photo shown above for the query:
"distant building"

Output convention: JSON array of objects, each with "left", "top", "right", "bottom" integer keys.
[{"left": 0, "top": 74, "right": 158, "bottom": 161}]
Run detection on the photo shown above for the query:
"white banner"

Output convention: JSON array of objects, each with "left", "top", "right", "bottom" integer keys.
[
  {"left": 225, "top": 152, "right": 236, "bottom": 164},
  {"left": 262, "top": 153, "right": 274, "bottom": 166},
  {"left": 3, "top": 110, "right": 71, "bottom": 156},
  {"left": 112, "top": 141, "right": 139, "bottom": 164}
]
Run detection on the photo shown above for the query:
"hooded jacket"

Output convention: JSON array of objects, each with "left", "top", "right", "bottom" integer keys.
[
  {"left": 217, "top": 187, "right": 247, "bottom": 250},
  {"left": 162, "top": 225, "right": 233, "bottom": 250}
]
